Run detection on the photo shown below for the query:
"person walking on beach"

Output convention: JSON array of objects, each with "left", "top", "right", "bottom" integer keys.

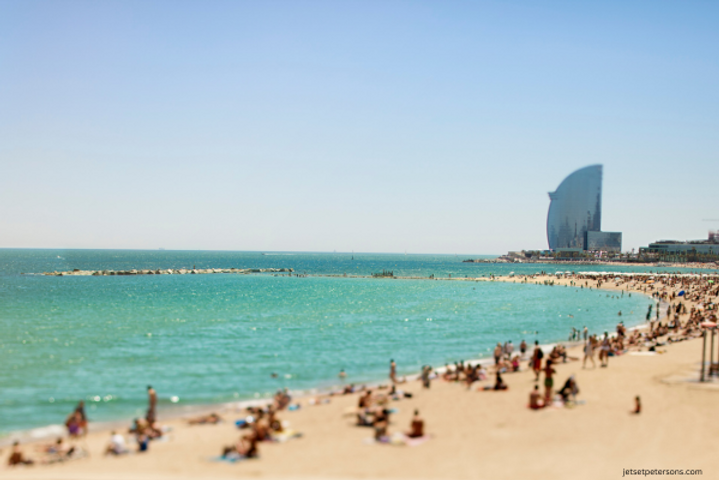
[
  {"left": 583, "top": 337, "right": 596, "bottom": 369},
  {"left": 146, "top": 386, "right": 157, "bottom": 423},
  {"left": 531, "top": 341, "right": 543, "bottom": 381},
  {"left": 543, "top": 360, "right": 556, "bottom": 403},
  {"left": 599, "top": 333, "right": 611, "bottom": 368}
]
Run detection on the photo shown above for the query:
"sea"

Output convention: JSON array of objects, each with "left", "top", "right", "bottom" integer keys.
[{"left": 1, "top": 249, "right": 712, "bottom": 438}]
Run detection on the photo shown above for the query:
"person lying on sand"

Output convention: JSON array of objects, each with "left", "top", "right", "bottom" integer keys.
[
  {"left": 35, "top": 437, "right": 70, "bottom": 455},
  {"left": 406, "top": 410, "right": 424, "bottom": 438},
  {"left": 8, "top": 441, "right": 34, "bottom": 466},
  {"left": 187, "top": 413, "right": 222, "bottom": 425}
]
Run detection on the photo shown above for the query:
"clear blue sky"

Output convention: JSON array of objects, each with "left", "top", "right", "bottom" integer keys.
[{"left": 1, "top": 1, "right": 717, "bottom": 254}]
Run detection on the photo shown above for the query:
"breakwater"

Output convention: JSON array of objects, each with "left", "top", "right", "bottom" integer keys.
[{"left": 37, "top": 267, "right": 294, "bottom": 276}]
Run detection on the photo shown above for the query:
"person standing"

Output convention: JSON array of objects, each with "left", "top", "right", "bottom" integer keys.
[
  {"left": 389, "top": 359, "right": 397, "bottom": 384},
  {"left": 519, "top": 339, "right": 527, "bottom": 357},
  {"left": 583, "top": 337, "right": 596, "bottom": 369},
  {"left": 494, "top": 343, "right": 503, "bottom": 366},
  {"left": 531, "top": 341, "right": 543, "bottom": 381},
  {"left": 599, "top": 333, "right": 611, "bottom": 367},
  {"left": 543, "top": 360, "right": 556, "bottom": 403},
  {"left": 583, "top": 326, "right": 588, "bottom": 342},
  {"left": 146, "top": 386, "right": 157, "bottom": 423}
]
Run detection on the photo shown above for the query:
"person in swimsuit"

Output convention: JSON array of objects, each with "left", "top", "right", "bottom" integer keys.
[
  {"left": 599, "top": 333, "right": 611, "bottom": 367},
  {"left": 494, "top": 343, "right": 502, "bottom": 365},
  {"left": 8, "top": 442, "right": 34, "bottom": 466},
  {"left": 146, "top": 386, "right": 157, "bottom": 423},
  {"left": 389, "top": 359, "right": 397, "bottom": 384},
  {"left": 633, "top": 396, "right": 641, "bottom": 414},
  {"left": 406, "top": 409, "right": 424, "bottom": 438},
  {"left": 65, "top": 410, "right": 82, "bottom": 438},
  {"left": 543, "top": 360, "right": 556, "bottom": 402},
  {"left": 529, "top": 385, "right": 544, "bottom": 409},
  {"left": 583, "top": 338, "right": 595, "bottom": 369},
  {"left": 532, "top": 341, "right": 543, "bottom": 381},
  {"left": 75, "top": 401, "right": 87, "bottom": 436}
]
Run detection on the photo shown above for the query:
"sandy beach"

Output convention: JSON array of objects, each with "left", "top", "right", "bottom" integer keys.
[{"left": 4, "top": 274, "right": 717, "bottom": 480}]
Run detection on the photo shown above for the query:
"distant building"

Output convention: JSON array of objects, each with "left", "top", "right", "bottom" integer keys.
[
  {"left": 640, "top": 232, "right": 719, "bottom": 260},
  {"left": 546, "top": 165, "right": 622, "bottom": 252}
]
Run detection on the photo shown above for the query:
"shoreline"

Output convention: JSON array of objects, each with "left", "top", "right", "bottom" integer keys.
[
  {"left": 4, "top": 270, "right": 715, "bottom": 480},
  {"left": 1, "top": 271, "right": 663, "bottom": 446}
]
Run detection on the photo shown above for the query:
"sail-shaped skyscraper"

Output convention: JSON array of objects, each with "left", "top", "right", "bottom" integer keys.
[{"left": 547, "top": 165, "right": 621, "bottom": 252}]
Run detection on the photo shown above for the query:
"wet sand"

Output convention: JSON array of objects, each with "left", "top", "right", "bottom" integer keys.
[{"left": 4, "top": 275, "right": 716, "bottom": 479}]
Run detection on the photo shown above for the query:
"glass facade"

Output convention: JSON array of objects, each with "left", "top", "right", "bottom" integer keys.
[
  {"left": 586, "top": 231, "right": 622, "bottom": 252},
  {"left": 547, "top": 165, "right": 602, "bottom": 250}
]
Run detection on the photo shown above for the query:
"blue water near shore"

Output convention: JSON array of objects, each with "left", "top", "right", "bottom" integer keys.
[{"left": 0, "top": 249, "right": 709, "bottom": 435}]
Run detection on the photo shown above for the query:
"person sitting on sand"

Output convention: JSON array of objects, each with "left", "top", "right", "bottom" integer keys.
[
  {"left": 358, "top": 390, "right": 373, "bottom": 409},
  {"left": 493, "top": 371, "right": 508, "bottom": 390},
  {"left": 373, "top": 408, "right": 390, "bottom": 441},
  {"left": 222, "top": 430, "right": 259, "bottom": 460},
  {"left": 130, "top": 418, "right": 151, "bottom": 452},
  {"left": 510, "top": 355, "right": 521, "bottom": 372},
  {"left": 529, "top": 385, "right": 544, "bottom": 409},
  {"left": 105, "top": 431, "right": 129, "bottom": 455},
  {"left": 8, "top": 441, "right": 34, "bottom": 466},
  {"left": 187, "top": 412, "right": 222, "bottom": 425},
  {"left": 406, "top": 410, "right": 424, "bottom": 438},
  {"left": 559, "top": 376, "right": 579, "bottom": 404}
]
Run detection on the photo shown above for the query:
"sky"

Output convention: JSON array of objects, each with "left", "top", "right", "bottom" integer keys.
[{"left": 1, "top": 1, "right": 717, "bottom": 254}]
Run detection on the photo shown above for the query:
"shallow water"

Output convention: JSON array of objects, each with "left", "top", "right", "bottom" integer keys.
[{"left": 0, "top": 250, "right": 686, "bottom": 434}]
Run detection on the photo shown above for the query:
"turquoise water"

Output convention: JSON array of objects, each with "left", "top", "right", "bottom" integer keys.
[{"left": 0, "top": 250, "right": 700, "bottom": 435}]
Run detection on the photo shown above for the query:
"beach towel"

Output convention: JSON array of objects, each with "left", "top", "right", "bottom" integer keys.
[
  {"left": 364, "top": 432, "right": 431, "bottom": 446},
  {"left": 272, "top": 429, "right": 303, "bottom": 443},
  {"left": 209, "top": 454, "right": 253, "bottom": 463}
]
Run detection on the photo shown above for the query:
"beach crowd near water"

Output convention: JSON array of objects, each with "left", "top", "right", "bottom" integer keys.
[{"left": 4, "top": 271, "right": 719, "bottom": 478}]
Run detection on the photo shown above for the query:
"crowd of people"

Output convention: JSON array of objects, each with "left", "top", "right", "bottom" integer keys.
[{"left": 7, "top": 271, "right": 718, "bottom": 468}]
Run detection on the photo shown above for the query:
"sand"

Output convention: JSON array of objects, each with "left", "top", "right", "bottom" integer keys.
[{"left": 4, "top": 275, "right": 717, "bottom": 480}]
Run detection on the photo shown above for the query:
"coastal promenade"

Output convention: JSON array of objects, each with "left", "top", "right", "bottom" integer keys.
[{"left": 4, "top": 274, "right": 716, "bottom": 479}]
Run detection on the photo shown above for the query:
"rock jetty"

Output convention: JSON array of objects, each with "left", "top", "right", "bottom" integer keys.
[{"left": 39, "top": 268, "right": 294, "bottom": 277}]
